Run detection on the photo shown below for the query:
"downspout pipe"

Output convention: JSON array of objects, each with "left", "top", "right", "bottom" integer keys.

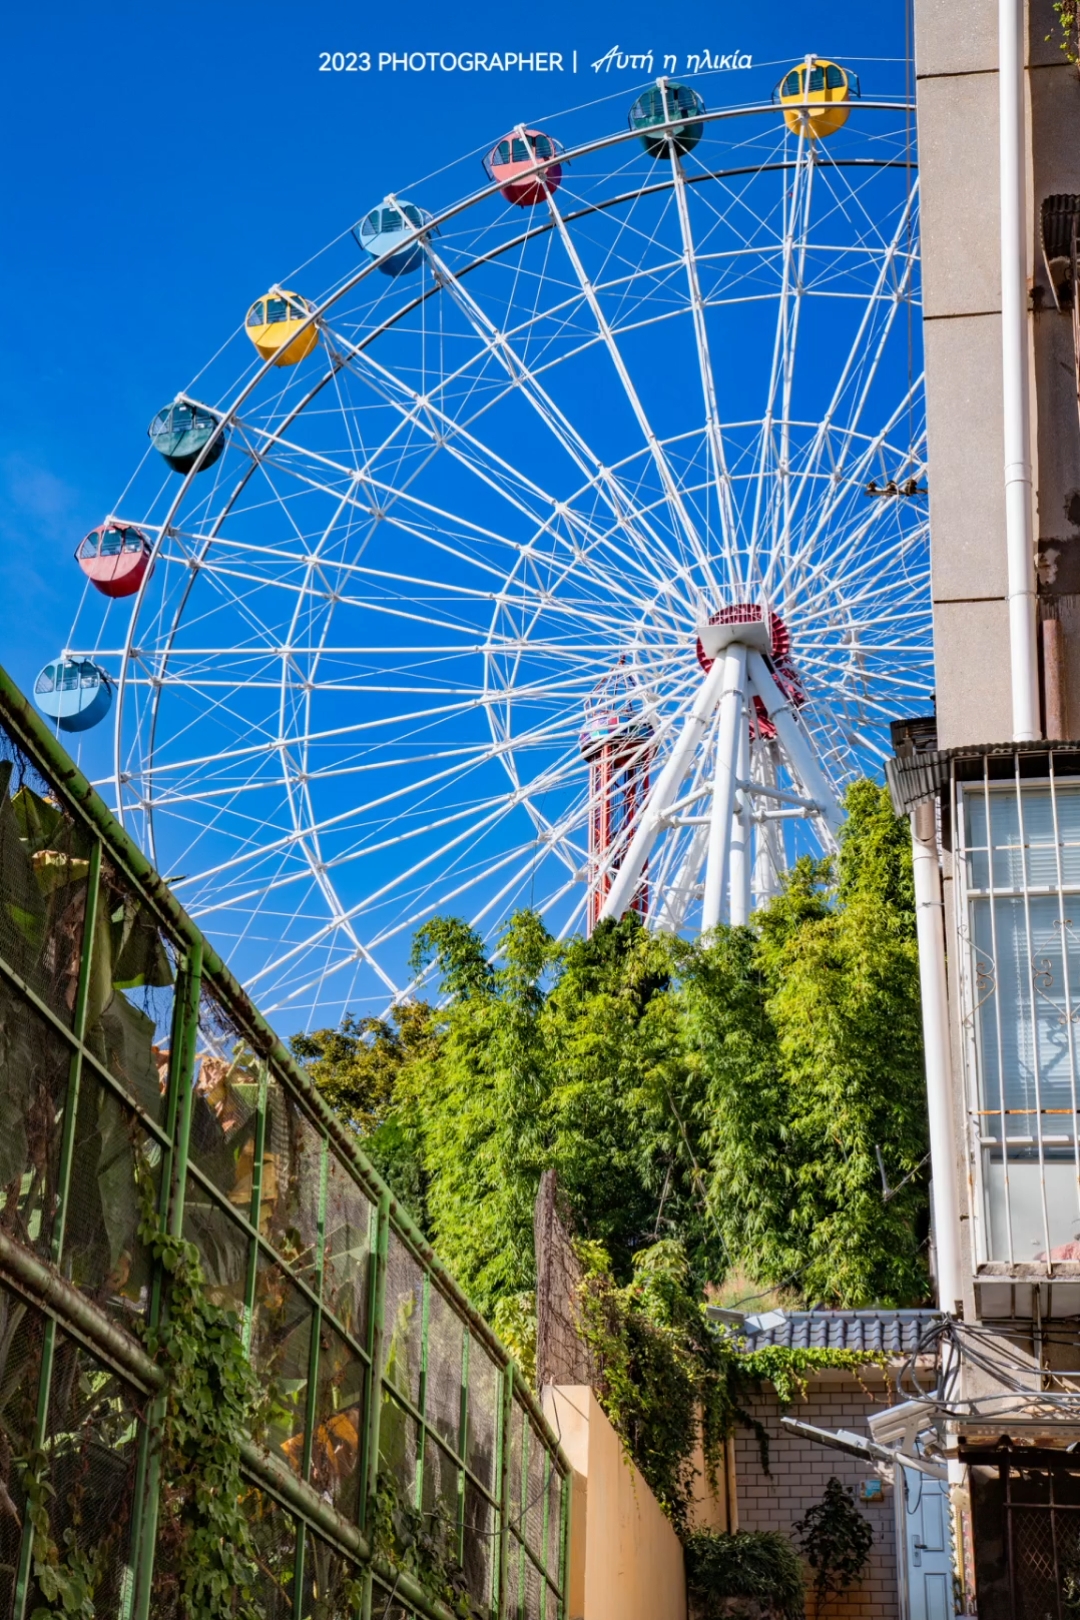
[
  {"left": 910, "top": 807, "right": 964, "bottom": 1315},
  {"left": 1000, "top": 0, "right": 1041, "bottom": 741}
]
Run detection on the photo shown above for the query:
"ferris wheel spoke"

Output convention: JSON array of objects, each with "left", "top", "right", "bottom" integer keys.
[
  {"left": 790, "top": 527, "right": 930, "bottom": 622},
  {"left": 159, "top": 700, "right": 599, "bottom": 876},
  {"left": 240, "top": 782, "right": 570, "bottom": 992},
  {"left": 309, "top": 327, "right": 695, "bottom": 613},
  {"left": 775, "top": 439, "right": 927, "bottom": 606},
  {"left": 670, "top": 153, "right": 741, "bottom": 583},
  {"left": 781, "top": 183, "right": 920, "bottom": 545},
  {"left": 422, "top": 242, "right": 698, "bottom": 596},
  {"left": 745, "top": 130, "right": 812, "bottom": 586},
  {"left": 542, "top": 179, "right": 720, "bottom": 602}
]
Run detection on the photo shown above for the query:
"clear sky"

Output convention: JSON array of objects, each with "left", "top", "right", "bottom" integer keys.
[{"left": 1, "top": 0, "right": 913, "bottom": 704}]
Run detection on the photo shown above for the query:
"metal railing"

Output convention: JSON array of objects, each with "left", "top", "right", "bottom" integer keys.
[{"left": 0, "top": 663, "right": 569, "bottom": 1620}]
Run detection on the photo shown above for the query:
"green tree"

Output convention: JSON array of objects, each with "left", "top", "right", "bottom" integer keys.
[
  {"left": 794, "top": 1477, "right": 874, "bottom": 1614},
  {"left": 290, "top": 1002, "right": 435, "bottom": 1136},
  {"left": 691, "top": 779, "right": 929, "bottom": 1306},
  {"left": 299, "top": 779, "right": 929, "bottom": 1316}
]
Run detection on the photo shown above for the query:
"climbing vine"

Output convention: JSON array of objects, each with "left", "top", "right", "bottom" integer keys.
[
  {"left": 373, "top": 1470, "right": 486, "bottom": 1620},
  {"left": 573, "top": 1239, "right": 887, "bottom": 1537},
  {"left": 137, "top": 1201, "right": 265, "bottom": 1620},
  {"left": 20, "top": 1448, "right": 103, "bottom": 1620},
  {"left": 1049, "top": 2, "right": 1080, "bottom": 64}
]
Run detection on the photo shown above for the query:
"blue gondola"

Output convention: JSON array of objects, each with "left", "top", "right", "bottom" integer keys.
[
  {"left": 148, "top": 401, "right": 226, "bottom": 474},
  {"left": 628, "top": 82, "right": 706, "bottom": 157}
]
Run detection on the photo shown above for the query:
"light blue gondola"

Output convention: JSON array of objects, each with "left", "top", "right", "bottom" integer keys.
[
  {"left": 34, "top": 658, "right": 112, "bottom": 732},
  {"left": 354, "top": 202, "right": 432, "bottom": 276}
]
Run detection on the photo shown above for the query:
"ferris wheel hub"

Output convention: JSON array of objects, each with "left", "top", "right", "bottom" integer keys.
[{"left": 696, "top": 604, "right": 791, "bottom": 667}]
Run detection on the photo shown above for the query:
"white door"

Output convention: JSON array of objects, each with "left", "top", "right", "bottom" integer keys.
[{"left": 899, "top": 1465, "right": 953, "bottom": 1620}]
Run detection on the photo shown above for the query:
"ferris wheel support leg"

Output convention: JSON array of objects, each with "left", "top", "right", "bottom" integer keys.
[
  {"left": 751, "top": 741, "right": 785, "bottom": 906},
  {"left": 745, "top": 649, "right": 844, "bottom": 851},
  {"left": 654, "top": 820, "right": 710, "bottom": 933},
  {"left": 597, "top": 658, "right": 728, "bottom": 925},
  {"left": 702, "top": 644, "right": 748, "bottom": 933},
  {"left": 729, "top": 715, "right": 752, "bottom": 927}
]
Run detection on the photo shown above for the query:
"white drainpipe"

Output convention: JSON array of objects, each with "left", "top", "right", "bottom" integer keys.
[
  {"left": 910, "top": 810, "right": 963, "bottom": 1314},
  {"left": 999, "top": 0, "right": 1041, "bottom": 741}
]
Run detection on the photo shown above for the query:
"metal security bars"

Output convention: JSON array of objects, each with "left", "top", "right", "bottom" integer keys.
[
  {"left": 0, "top": 664, "right": 569, "bottom": 1620},
  {"left": 953, "top": 748, "right": 1080, "bottom": 1268}
]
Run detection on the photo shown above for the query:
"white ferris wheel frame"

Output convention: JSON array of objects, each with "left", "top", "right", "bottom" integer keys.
[{"left": 72, "top": 89, "right": 927, "bottom": 1013}]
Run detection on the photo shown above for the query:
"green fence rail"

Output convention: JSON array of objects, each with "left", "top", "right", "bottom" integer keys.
[{"left": 0, "top": 665, "right": 569, "bottom": 1620}]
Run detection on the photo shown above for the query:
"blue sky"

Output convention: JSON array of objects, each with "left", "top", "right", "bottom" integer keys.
[{"left": 2, "top": 0, "right": 913, "bottom": 704}]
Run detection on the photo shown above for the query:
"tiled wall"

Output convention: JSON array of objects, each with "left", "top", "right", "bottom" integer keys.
[{"left": 732, "top": 1372, "right": 900, "bottom": 1620}]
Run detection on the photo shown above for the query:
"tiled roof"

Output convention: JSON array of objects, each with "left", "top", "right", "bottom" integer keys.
[{"left": 724, "top": 1308, "right": 942, "bottom": 1357}]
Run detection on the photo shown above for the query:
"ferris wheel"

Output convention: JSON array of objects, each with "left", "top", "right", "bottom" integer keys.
[{"left": 50, "top": 63, "right": 929, "bottom": 1024}]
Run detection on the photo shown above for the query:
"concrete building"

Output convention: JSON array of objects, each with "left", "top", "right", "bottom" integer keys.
[{"left": 890, "top": 0, "right": 1080, "bottom": 1609}]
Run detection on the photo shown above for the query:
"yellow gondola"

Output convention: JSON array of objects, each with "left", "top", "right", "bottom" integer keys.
[
  {"left": 775, "top": 57, "right": 859, "bottom": 140},
  {"left": 245, "top": 288, "right": 319, "bottom": 367}
]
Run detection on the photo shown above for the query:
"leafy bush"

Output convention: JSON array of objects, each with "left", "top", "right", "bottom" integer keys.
[
  {"left": 684, "top": 1529, "right": 805, "bottom": 1619},
  {"left": 794, "top": 1477, "right": 873, "bottom": 1609}
]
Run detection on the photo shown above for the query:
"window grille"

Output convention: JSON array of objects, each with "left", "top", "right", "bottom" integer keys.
[{"left": 954, "top": 754, "right": 1080, "bottom": 1265}]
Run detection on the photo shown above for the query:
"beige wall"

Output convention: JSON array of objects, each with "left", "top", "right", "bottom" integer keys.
[
  {"left": 543, "top": 1385, "right": 690, "bottom": 1620},
  {"left": 916, "top": 0, "right": 1080, "bottom": 746},
  {"left": 915, "top": 0, "right": 1013, "bottom": 747}
]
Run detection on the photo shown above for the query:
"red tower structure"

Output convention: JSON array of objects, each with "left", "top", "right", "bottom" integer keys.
[{"left": 579, "top": 664, "right": 655, "bottom": 932}]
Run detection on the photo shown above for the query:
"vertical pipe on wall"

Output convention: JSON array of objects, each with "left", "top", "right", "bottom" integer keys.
[
  {"left": 911, "top": 805, "right": 964, "bottom": 1312},
  {"left": 999, "top": 0, "right": 1041, "bottom": 741}
]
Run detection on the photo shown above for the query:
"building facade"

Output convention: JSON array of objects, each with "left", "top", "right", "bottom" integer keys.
[{"left": 900, "top": 0, "right": 1080, "bottom": 1610}]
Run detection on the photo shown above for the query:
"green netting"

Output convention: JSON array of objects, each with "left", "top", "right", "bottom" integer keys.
[
  {"left": 253, "top": 1256, "right": 315, "bottom": 1472},
  {"left": 30, "top": 1332, "right": 144, "bottom": 1620},
  {"left": 183, "top": 1175, "right": 251, "bottom": 1315},
  {"left": 260, "top": 1072, "right": 323, "bottom": 1285},
  {"left": 383, "top": 1234, "right": 424, "bottom": 1406},
  {"left": 309, "top": 1323, "right": 365, "bottom": 1521},
  {"left": 0, "top": 693, "right": 569, "bottom": 1620},
  {"left": 0, "top": 983, "right": 69, "bottom": 1261},
  {"left": 0, "top": 1288, "right": 48, "bottom": 1618},
  {"left": 0, "top": 762, "right": 90, "bottom": 1028},
  {"left": 322, "top": 1150, "right": 373, "bottom": 1342},
  {"left": 243, "top": 1486, "right": 297, "bottom": 1619},
  {"left": 299, "top": 1529, "right": 359, "bottom": 1620},
  {"left": 61, "top": 1075, "right": 161, "bottom": 1325}
]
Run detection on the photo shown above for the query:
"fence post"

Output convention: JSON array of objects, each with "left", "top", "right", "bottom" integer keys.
[
  {"left": 130, "top": 937, "right": 203, "bottom": 1620},
  {"left": 362, "top": 1191, "right": 391, "bottom": 1537},
  {"left": 497, "top": 1363, "right": 514, "bottom": 1619}
]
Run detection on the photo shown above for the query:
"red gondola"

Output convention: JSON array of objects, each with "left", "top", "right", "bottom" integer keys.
[
  {"left": 76, "top": 522, "right": 153, "bottom": 599},
  {"left": 484, "top": 130, "right": 563, "bottom": 206}
]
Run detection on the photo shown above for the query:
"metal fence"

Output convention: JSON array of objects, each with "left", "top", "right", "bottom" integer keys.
[{"left": 0, "top": 665, "right": 569, "bottom": 1620}]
